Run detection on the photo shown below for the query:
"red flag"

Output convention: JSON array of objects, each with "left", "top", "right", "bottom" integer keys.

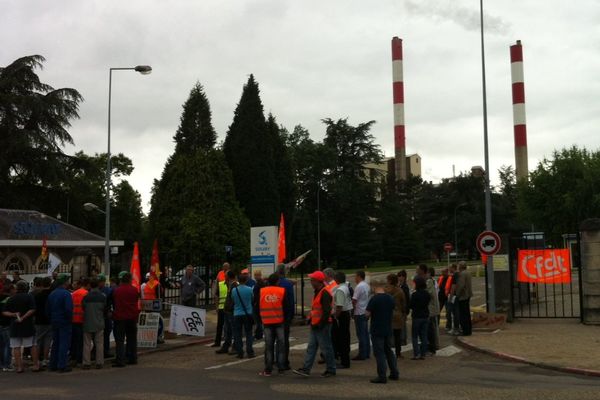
[
  {"left": 149, "top": 239, "right": 161, "bottom": 289},
  {"left": 41, "top": 237, "right": 48, "bottom": 262},
  {"left": 278, "top": 213, "right": 286, "bottom": 263},
  {"left": 130, "top": 242, "right": 141, "bottom": 292}
]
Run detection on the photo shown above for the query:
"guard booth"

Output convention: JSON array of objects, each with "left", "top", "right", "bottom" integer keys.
[{"left": 508, "top": 232, "right": 583, "bottom": 319}]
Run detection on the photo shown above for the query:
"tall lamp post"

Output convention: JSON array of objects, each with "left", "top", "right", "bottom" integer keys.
[
  {"left": 454, "top": 202, "right": 468, "bottom": 262},
  {"left": 105, "top": 65, "right": 152, "bottom": 277},
  {"left": 479, "top": 0, "right": 495, "bottom": 312}
]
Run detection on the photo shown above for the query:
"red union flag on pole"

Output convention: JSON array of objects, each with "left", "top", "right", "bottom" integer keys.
[
  {"left": 149, "top": 239, "right": 161, "bottom": 289},
  {"left": 278, "top": 213, "right": 286, "bottom": 263},
  {"left": 517, "top": 249, "right": 571, "bottom": 283},
  {"left": 130, "top": 242, "right": 142, "bottom": 291},
  {"left": 285, "top": 250, "right": 311, "bottom": 269}
]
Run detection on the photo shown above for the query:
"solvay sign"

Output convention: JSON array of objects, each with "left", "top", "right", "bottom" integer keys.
[
  {"left": 517, "top": 249, "right": 572, "bottom": 283},
  {"left": 250, "top": 226, "right": 279, "bottom": 276}
]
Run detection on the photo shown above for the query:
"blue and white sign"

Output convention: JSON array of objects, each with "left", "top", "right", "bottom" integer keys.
[{"left": 250, "top": 226, "right": 278, "bottom": 276}]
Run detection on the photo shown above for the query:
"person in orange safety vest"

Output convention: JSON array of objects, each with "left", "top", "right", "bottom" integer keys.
[
  {"left": 71, "top": 277, "right": 90, "bottom": 365},
  {"left": 258, "top": 273, "right": 287, "bottom": 376},
  {"left": 292, "top": 270, "right": 336, "bottom": 378}
]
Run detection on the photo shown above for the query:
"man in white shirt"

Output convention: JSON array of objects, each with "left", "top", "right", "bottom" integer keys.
[
  {"left": 352, "top": 270, "right": 370, "bottom": 360},
  {"left": 333, "top": 271, "right": 353, "bottom": 368}
]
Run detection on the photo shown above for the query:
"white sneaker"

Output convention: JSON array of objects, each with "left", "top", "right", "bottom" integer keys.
[{"left": 2, "top": 367, "right": 15, "bottom": 372}]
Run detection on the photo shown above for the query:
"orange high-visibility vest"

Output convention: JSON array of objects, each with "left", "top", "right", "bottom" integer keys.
[
  {"left": 72, "top": 288, "right": 88, "bottom": 324},
  {"left": 444, "top": 275, "right": 454, "bottom": 296},
  {"left": 310, "top": 287, "right": 332, "bottom": 326},
  {"left": 259, "top": 286, "right": 285, "bottom": 325},
  {"left": 325, "top": 280, "right": 338, "bottom": 310},
  {"left": 143, "top": 283, "right": 158, "bottom": 300}
]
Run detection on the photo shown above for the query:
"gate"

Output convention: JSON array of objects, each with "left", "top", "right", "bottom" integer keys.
[{"left": 508, "top": 233, "right": 583, "bottom": 319}]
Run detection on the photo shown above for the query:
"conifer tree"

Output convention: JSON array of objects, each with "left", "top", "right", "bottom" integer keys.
[{"left": 223, "top": 75, "right": 280, "bottom": 226}]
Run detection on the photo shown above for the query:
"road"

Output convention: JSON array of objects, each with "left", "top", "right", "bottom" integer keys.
[{"left": 2, "top": 324, "right": 598, "bottom": 400}]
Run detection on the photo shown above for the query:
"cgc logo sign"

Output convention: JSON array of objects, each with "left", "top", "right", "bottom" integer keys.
[{"left": 517, "top": 249, "right": 571, "bottom": 284}]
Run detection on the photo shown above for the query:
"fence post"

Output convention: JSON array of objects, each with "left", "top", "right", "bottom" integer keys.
[{"left": 579, "top": 218, "right": 600, "bottom": 324}]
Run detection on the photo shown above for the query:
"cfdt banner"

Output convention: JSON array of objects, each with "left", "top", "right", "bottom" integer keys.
[{"left": 517, "top": 249, "right": 571, "bottom": 284}]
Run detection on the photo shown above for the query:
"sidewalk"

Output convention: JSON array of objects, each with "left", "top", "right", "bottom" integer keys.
[{"left": 457, "top": 318, "right": 600, "bottom": 377}]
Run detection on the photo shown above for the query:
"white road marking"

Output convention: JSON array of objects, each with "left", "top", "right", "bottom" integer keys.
[
  {"left": 435, "top": 345, "right": 462, "bottom": 357},
  {"left": 205, "top": 356, "right": 261, "bottom": 370}
]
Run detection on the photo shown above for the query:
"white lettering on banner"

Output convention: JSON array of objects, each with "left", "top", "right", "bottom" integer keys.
[
  {"left": 168, "top": 305, "right": 206, "bottom": 337},
  {"left": 521, "top": 253, "right": 567, "bottom": 280},
  {"left": 264, "top": 294, "right": 280, "bottom": 302}
]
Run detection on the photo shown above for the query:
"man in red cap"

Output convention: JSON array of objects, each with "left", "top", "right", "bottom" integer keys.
[{"left": 292, "top": 270, "right": 336, "bottom": 378}]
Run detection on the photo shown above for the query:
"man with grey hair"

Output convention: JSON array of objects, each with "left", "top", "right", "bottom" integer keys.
[
  {"left": 456, "top": 261, "right": 473, "bottom": 336},
  {"left": 180, "top": 265, "right": 205, "bottom": 307},
  {"left": 332, "top": 271, "right": 352, "bottom": 368}
]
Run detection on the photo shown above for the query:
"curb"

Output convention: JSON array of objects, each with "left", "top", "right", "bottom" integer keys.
[
  {"left": 138, "top": 336, "right": 215, "bottom": 357},
  {"left": 455, "top": 336, "right": 600, "bottom": 378}
]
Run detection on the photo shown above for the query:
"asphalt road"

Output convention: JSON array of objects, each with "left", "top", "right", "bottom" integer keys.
[{"left": 1, "top": 324, "right": 598, "bottom": 400}]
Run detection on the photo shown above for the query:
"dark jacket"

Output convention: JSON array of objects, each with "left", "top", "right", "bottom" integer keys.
[
  {"left": 82, "top": 288, "right": 107, "bottom": 333},
  {"left": 279, "top": 277, "right": 295, "bottom": 322},
  {"left": 409, "top": 289, "right": 430, "bottom": 319}
]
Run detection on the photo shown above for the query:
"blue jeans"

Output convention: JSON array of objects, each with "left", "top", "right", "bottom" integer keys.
[
  {"left": 233, "top": 315, "right": 254, "bottom": 356},
  {"left": 0, "top": 326, "right": 11, "bottom": 368},
  {"left": 302, "top": 324, "right": 336, "bottom": 373},
  {"left": 50, "top": 324, "right": 72, "bottom": 370},
  {"left": 411, "top": 318, "right": 429, "bottom": 358},
  {"left": 372, "top": 335, "right": 399, "bottom": 380},
  {"left": 264, "top": 324, "right": 285, "bottom": 372},
  {"left": 354, "top": 314, "right": 370, "bottom": 359}
]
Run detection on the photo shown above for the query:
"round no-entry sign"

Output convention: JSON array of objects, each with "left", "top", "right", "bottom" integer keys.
[
  {"left": 444, "top": 242, "right": 453, "bottom": 252},
  {"left": 476, "top": 231, "right": 501, "bottom": 256}
]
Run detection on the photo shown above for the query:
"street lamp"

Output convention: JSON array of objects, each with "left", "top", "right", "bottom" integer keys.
[
  {"left": 105, "top": 65, "right": 152, "bottom": 277},
  {"left": 479, "top": 0, "right": 495, "bottom": 312},
  {"left": 454, "top": 202, "right": 468, "bottom": 262}
]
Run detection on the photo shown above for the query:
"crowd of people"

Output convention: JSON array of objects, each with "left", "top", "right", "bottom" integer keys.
[
  {"left": 0, "top": 270, "right": 143, "bottom": 373},
  {"left": 210, "top": 260, "right": 474, "bottom": 384}
]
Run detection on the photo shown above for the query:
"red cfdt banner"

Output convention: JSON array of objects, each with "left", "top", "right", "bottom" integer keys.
[{"left": 517, "top": 249, "right": 571, "bottom": 284}]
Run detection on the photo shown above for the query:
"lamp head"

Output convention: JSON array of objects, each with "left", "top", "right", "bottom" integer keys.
[{"left": 135, "top": 65, "right": 152, "bottom": 75}]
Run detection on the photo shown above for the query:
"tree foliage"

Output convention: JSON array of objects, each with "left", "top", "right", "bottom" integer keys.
[
  {"left": 223, "top": 75, "right": 280, "bottom": 227},
  {"left": 150, "top": 82, "right": 249, "bottom": 268}
]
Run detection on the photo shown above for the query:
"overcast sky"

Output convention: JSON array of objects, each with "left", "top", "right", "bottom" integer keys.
[{"left": 3, "top": 0, "right": 599, "bottom": 213}]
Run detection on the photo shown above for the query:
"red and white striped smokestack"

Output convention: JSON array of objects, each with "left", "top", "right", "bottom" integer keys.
[
  {"left": 510, "top": 40, "right": 529, "bottom": 181},
  {"left": 392, "top": 36, "right": 407, "bottom": 181}
]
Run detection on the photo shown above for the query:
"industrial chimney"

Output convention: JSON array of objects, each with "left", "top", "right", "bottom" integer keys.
[
  {"left": 510, "top": 40, "right": 529, "bottom": 182},
  {"left": 392, "top": 36, "right": 407, "bottom": 181}
]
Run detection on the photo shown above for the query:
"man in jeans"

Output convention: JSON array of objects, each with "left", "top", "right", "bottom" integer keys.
[
  {"left": 352, "top": 270, "right": 370, "bottom": 360},
  {"left": 82, "top": 278, "right": 107, "bottom": 369},
  {"left": 366, "top": 280, "right": 399, "bottom": 384},
  {"left": 232, "top": 273, "right": 254, "bottom": 359},
  {"left": 258, "top": 274, "right": 286, "bottom": 376},
  {"left": 112, "top": 272, "right": 140, "bottom": 367},
  {"left": 47, "top": 274, "right": 73, "bottom": 373},
  {"left": 293, "top": 271, "right": 336, "bottom": 378}
]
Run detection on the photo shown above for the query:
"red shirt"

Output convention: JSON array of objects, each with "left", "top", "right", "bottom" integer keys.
[
  {"left": 112, "top": 283, "right": 140, "bottom": 321},
  {"left": 217, "top": 270, "right": 225, "bottom": 282}
]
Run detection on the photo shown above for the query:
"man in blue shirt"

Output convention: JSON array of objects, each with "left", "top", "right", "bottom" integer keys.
[
  {"left": 46, "top": 274, "right": 73, "bottom": 373},
  {"left": 232, "top": 274, "right": 254, "bottom": 359},
  {"left": 366, "top": 280, "right": 399, "bottom": 384},
  {"left": 276, "top": 264, "right": 294, "bottom": 370}
]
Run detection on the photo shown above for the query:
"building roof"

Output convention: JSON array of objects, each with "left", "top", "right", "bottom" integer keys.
[{"left": 0, "top": 209, "right": 123, "bottom": 248}]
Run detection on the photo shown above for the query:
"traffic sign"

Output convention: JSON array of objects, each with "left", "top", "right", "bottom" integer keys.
[
  {"left": 444, "top": 242, "right": 453, "bottom": 252},
  {"left": 476, "top": 231, "right": 501, "bottom": 256}
]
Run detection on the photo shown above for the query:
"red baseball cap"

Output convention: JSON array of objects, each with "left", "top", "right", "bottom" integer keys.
[
  {"left": 241, "top": 268, "right": 249, "bottom": 274},
  {"left": 308, "top": 270, "right": 326, "bottom": 282}
]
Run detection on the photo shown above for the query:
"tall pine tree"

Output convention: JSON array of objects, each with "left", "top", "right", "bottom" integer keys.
[
  {"left": 224, "top": 75, "right": 280, "bottom": 226},
  {"left": 149, "top": 82, "right": 249, "bottom": 267}
]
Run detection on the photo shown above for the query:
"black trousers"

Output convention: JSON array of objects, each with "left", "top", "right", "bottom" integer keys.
[
  {"left": 332, "top": 311, "right": 351, "bottom": 367},
  {"left": 214, "top": 309, "right": 225, "bottom": 346},
  {"left": 458, "top": 298, "right": 472, "bottom": 336},
  {"left": 114, "top": 319, "right": 137, "bottom": 365}
]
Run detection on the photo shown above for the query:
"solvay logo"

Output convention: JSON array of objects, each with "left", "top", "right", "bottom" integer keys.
[
  {"left": 517, "top": 249, "right": 572, "bottom": 284},
  {"left": 265, "top": 294, "right": 280, "bottom": 302},
  {"left": 258, "top": 230, "right": 268, "bottom": 246}
]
